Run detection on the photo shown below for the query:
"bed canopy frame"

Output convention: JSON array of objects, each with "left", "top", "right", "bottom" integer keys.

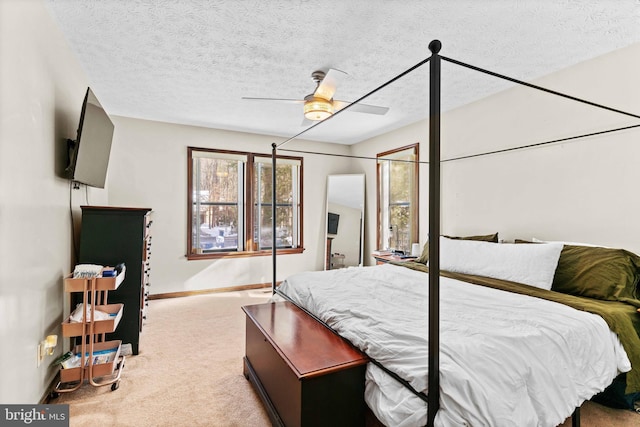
[{"left": 268, "top": 40, "right": 640, "bottom": 427}]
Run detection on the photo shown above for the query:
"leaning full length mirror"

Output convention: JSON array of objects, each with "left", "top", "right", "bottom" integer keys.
[{"left": 325, "top": 174, "right": 365, "bottom": 270}]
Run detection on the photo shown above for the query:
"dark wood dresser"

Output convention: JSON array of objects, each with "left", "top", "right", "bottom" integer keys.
[
  {"left": 242, "top": 301, "right": 368, "bottom": 427},
  {"left": 78, "top": 206, "right": 152, "bottom": 355}
]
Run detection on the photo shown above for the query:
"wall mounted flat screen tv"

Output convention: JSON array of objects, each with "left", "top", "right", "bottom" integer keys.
[
  {"left": 328, "top": 212, "right": 340, "bottom": 235},
  {"left": 64, "top": 87, "right": 114, "bottom": 188}
]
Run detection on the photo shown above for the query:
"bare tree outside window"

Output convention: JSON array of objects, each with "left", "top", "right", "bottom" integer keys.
[
  {"left": 187, "top": 148, "right": 302, "bottom": 259},
  {"left": 377, "top": 144, "right": 419, "bottom": 253},
  {"left": 254, "top": 160, "right": 298, "bottom": 250}
]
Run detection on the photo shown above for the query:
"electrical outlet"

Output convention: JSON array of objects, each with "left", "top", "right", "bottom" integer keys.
[{"left": 36, "top": 335, "right": 58, "bottom": 367}]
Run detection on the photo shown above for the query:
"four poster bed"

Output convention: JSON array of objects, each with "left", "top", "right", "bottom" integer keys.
[{"left": 243, "top": 40, "right": 640, "bottom": 426}]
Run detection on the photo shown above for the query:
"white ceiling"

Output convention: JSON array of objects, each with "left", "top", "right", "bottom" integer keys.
[{"left": 46, "top": 0, "right": 640, "bottom": 145}]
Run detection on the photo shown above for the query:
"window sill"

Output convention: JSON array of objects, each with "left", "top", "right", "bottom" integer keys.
[{"left": 186, "top": 247, "right": 304, "bottom": 260}]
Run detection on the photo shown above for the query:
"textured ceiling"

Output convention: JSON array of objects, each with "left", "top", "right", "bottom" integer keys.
[{"left": 45, "top": 0, "right": 640, "bottom": 145}]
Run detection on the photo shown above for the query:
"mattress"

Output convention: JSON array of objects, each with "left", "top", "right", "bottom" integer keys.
[{"left": 276, "top": 263, "right": 631, "bottom": 427}]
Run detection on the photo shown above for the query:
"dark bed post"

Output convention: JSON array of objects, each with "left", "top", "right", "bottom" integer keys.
[
  {"left": 272, "top": 143, "right": 277, "bottom": 295},
  {"left": 427, "top": 39, "right": 442, "bottom": 427},
  {"left": 572, "top": 407, "right": 581, "bottom": 427}
]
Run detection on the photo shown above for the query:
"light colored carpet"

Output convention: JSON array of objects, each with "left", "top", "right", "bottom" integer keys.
[
  {"left": 55, "top": 289, "right": 273, "bottom": 426},
  {"left": 54, "top": 289, "right": 639, "bottom": 426}
]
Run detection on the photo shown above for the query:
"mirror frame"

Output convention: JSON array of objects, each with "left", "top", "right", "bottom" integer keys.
[{"left": 324, "top": 174, "right": 365, "bottom": 270}]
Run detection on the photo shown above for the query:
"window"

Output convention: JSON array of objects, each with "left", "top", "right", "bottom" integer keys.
[
  {"left": 377, "top": 144, "right": 419, "bottom": 253},
  {"left": 187, "top": 147, "right": 303, "bottom": 259}
]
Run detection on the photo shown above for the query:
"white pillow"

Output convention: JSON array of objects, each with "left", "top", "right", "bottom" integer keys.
[{"left": 432, "top": 237, "right": 564, "bottom": 290}]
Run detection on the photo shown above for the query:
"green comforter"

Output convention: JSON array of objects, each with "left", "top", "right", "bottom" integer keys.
[{"left": 398, "top": 261, "right": 640, "bottom": 394}]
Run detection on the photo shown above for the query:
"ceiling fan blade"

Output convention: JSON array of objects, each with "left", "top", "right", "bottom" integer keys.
[
  {"left": 314, "top": 68, "right": 347, "bottom": 101},
  {"left": 301, "top": 117, "right": 314, "bottom": 127},
  {"left": 242, "top": 97, "right": 304, "bottom": 104},
  {"left": 334, "top": 100, "right": 389, "bottom": 115}
]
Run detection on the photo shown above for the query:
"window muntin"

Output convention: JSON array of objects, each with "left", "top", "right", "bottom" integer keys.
[
  {"left": 188, "top": 148, "right": 302, "bottom": 259},
  {"left": 377, "top": 144, "right": 419, "bottom": 253}
]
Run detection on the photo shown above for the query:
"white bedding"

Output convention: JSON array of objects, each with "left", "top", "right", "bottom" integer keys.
[{"left": 276, "top": 264, "right": 631, "bottom": 427}]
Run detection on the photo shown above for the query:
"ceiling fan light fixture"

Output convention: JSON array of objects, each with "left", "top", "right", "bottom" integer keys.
[{"left": 304, "top": 97, "right": 334, "bottom": 121}]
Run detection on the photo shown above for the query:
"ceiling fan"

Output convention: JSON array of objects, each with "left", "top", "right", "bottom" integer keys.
[{"left": 242, "top": 68, "right": 390, "bottom": 125}]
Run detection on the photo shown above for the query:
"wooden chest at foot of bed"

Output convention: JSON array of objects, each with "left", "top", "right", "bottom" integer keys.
[{"left": 242, "top": 301, "right": 368, "bottom": 427}]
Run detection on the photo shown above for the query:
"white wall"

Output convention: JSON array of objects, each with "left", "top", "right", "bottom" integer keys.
[
  {"left": 441, "top": 43, "right": 640, "bottom": 252},
  {"left": 353, "top": 43, "right": 640, "bottom": 256},
  {"left": 107, "top": 116, "right": 353, "bottom": 295},
  {"left": 0, "top": 0, "right": 107, "bottom": 403}
]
